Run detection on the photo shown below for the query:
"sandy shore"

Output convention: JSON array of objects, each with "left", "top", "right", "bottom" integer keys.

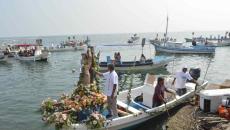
[{"left": 166, "top": 104, "right": 230, "bottom": 130}]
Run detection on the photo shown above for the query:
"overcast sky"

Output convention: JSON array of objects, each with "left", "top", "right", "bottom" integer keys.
[{"left": 0, "top": 0, "right": 230, "bottom": 37}]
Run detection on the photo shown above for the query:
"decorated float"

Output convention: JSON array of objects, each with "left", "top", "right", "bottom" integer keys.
[{"left": 40, "top": 46, "right": 108, "bottom": 129}]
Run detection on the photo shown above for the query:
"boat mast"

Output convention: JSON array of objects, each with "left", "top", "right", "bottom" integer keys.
[{"left": 164, "top": 15, "right": 169, "bottom": 46}]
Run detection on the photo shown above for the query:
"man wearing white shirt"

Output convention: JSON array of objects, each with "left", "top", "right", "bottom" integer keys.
[
  {"left": 172, "top": 66, "right": 196, "bottom": 96},
  {"left": 94, "top": 64, "right": 118, "bottom": 118}
]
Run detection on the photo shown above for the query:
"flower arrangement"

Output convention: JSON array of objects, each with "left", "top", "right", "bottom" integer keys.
[
  {"left": 40, "top": 47, "right": 107, "bottom": 129},
  {"left": 86, "top": 112, "right": 106, "bottom": 129}
]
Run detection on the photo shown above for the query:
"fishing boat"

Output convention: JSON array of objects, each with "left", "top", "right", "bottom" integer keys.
[
  {"left": 15, "top": 44, "right": 49, "bottom": 61},
  {"left": 185, "top": 32, "right": 230, "bottom": 47},
  {"left": 127, "top": 34, "right": 140, "bottom": 44},
  {"left": 153, "top": 42, "right": 215, "bottom": 54},
  {"left": 99, "top": 56, "right": 172, "bottom": 72},
  {"left": 48, "top": 36, "right": 88, "bottom": 52},
  {"left": 100, "top": 38, "right": 172, "bottom": 72},
  {"left": 72, "top": 74, "right": 208, "bottom": 130},
  {"left": 48, "top": 44, "right": 87, "bottom": 52},
  {"left": 152, "top": 17, "right": 215, "bottom": 54}
]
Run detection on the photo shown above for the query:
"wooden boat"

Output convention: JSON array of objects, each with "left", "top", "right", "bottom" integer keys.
[
  {"left": 153, "top": 43, "right": 215, "bottom": 54},
  {"left": 71, "top": 74, "right": 208, "bottom": 130},
  {"left": 14, "top": 44, "right": 49, "bottom": 61},
  {"left": 99, "top": 56, "right": 172, "bottom": 72}
]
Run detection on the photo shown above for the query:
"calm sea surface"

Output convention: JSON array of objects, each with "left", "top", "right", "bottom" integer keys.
[{"left": 0, "top": 32, "right": 230, "bottom": 130}]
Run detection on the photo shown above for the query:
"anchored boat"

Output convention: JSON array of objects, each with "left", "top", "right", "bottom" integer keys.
[
  {"left": 127, "top": 34, "right": 140, "bottom": 44},
  {"left": 48, "top": 44, "right": 87, "bottom": 52},
  {"left": 99, "top": 56, "right": 172, "bottom": 72},
  {"left": 153, "top": 42, "right": 215, "bottom": 54},
  {"left": 15, "top": 44, "right": 49, "bottom": 61},
  {"left": 72, "top": 74, "right": 208, "bottom": 130}
]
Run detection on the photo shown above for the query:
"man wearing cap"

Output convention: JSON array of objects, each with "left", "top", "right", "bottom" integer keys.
[
  {"left": 93, "top": 64, "right": 118, "bottom": 119},
  {"left": 172, "top": 66, "right": 196, "bottom": 96}
]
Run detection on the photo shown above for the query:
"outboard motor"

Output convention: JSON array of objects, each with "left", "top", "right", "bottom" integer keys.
[{"left": 189, "top": 68, "right": 201, "bottom": 80}]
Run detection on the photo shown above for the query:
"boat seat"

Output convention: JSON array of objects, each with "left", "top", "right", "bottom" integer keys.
[
  {"left": 117, "top": 100, "right": 141, "bottom": 114},
  {"left": 142, "top": 74, "right": 156, "bottom": 108}
]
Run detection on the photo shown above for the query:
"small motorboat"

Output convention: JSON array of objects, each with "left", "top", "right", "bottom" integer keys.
[
  {"left": 127, "top": 34, "right": 140, "bottom": 44},
  {"left": 48, "top": 44, "right": 87, "bottom": 52},
  {"left": 99, "top": 56, "right": 172, "bottom": 72},
  {"left": 47, "top": 36, "right": 88, "bottom": 52},
  {"left": 153, "top": 42, "right": 215, "bottom": 54},
  {"left": 72, "top": 74, "right": 208, "bottom": 130},
  {"left": 14, "top": 44, "right": 49, "bottom": 61}
]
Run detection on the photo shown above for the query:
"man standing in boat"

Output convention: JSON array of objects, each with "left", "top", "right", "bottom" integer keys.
[
  {"left": 172, "top": 66, "right": 196, "bottom": 96},
  {"left": 152, "top": 77, "right": 176, "bottom": 107},
  {"left": 93, "top": 64, "right": 118, "bottom": 119}
]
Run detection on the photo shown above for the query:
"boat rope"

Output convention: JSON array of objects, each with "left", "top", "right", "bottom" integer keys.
[
  {"left": 126, "top": 56, "right": 136, "bottom": 111},
  {"left": 202, "top": 56, "right": 212, "bottom": 83}
]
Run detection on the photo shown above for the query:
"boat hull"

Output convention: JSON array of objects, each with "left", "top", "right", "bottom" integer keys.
[
  {"left": 153, "top": 43, "right": 215, "bottom": 54},
  {"left": 99, "top": 58, "right": 171, "bottom": 72},
  {"left": 15, "top": 52, "right": 48, "bottom": 61},
  {"left": 72, "top": 79, "right": 208, "bottom": 130}
]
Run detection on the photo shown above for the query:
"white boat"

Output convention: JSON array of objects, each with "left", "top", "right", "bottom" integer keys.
[
  {"left": 185, "top": 32, "right": 230, "bottom": 47},
  {"left": 72, "top": 74, "right": 208, "bottom": 130},
  {"left": 127, "top": 34, "right": 140, "bottom": 44},
  {"left": 152, "top": 17, "right": 215, "bottom": 54},
  {"left": 48, "top": 44, "right": 87, "bottom": 52},
  {"left": 99, "top": 56, "right": 172, "bottom": 72},
  {"left": 15, "top": 44, "right": 49, "bottom": 61},
  {"left": 153, "top": 42, "right": 215, "bottom": 54}
]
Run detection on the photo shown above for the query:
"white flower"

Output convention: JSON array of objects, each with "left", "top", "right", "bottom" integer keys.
[
  {"left": 53, "top": 100, "right": 57, "bottom": 103},
  {"left": 62, "top": 114, "right": 67, "bottom": 120},
  {"left": 92, "top": 120, "right": 97, "bottom": 125}
]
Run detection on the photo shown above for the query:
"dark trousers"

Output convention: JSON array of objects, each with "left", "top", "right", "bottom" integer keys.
[
  {"left": 176, "top": 88, "right": 187, "bottom": 96},
  {"left": 152, "top": 101, "right": 163, "bottom": 108}
]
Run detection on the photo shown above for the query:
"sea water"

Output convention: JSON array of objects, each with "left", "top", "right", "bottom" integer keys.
[{"left": 0, "top": 32, "right": 230, "bottom": 130}]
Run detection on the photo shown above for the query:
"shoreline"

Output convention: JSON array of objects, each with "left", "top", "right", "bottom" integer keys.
[{"left": 166, "top": 103, "right": 230, "bottom": 130}]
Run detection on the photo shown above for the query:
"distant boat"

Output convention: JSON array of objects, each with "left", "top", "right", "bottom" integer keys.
[
  {"left": 185, "top": 32, "right": 230, "bottom": 47},
  {"left": 152, "top": 16, "right": 215, "bottom": 54},
  {"left": 72, "top": 74, "right": 208, "bottom": 130},
  {"left": 15, "top": 44, "right": 49, "bottom": 61},
  {"left": 103, "top": 43, "right": 141, "bottom": 46},
  {"left": 153, "top": 42, "right": 215, "bottom": 54},
  {"left": 48, "top": 44, "right": 86, "bottom": 52},
  {"left": 47, "top": 36, "right": 88, "bottom": 52},
  {"left": 99, "top": 56, "right": 172, "bottom": 72},
  {"left": 127, "top": 34, "right": 140, "bottom": 44}
]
